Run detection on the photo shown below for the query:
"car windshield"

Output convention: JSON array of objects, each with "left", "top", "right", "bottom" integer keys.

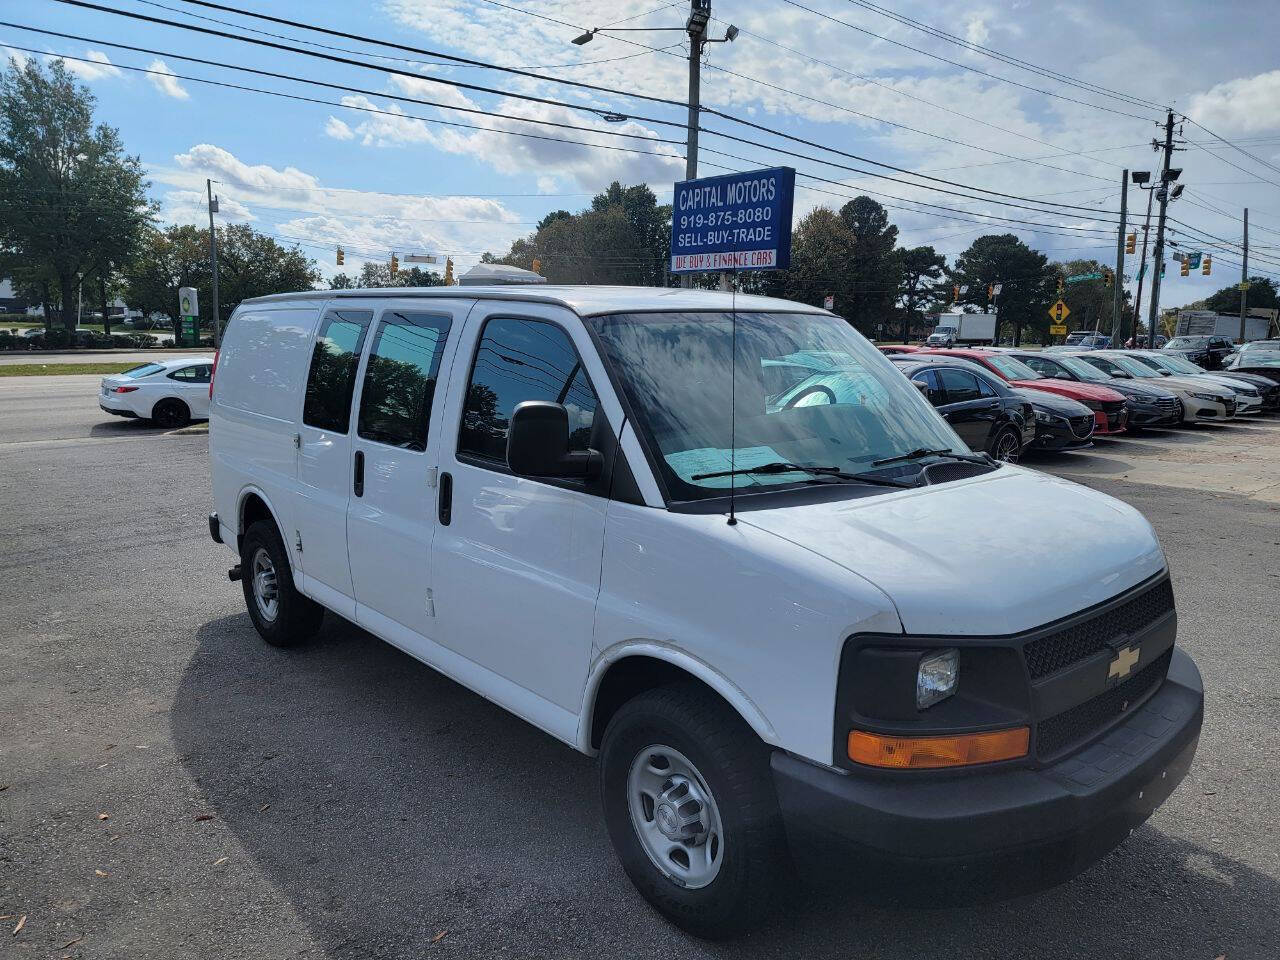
[
  {"left": 122, "top": 363, "right": 166, "bottom": 379},
  {"left": 1237, "top": 350, "right": 1280, "bottom": 367},
  {"left": 1165, "top": 337, "right": 1208, "bottom": 349},
  {"left": 1057, "top": 356, "right": 1111, "bottom": 382},
  {"left": 591, "top": 311, "right": 964, "bottom": 501},
  {"left": 1149, "top": 353, "right": 1202, "bottom": 374},
  {"left": 984, "top": 354, "right": 1042, "bottom": 380},
  {"left": 1106, "top": 354, "right": 1162, "bottom": 378},
  {"left": 1242, "top": 340, "right": 1280, "bottom": 352}
]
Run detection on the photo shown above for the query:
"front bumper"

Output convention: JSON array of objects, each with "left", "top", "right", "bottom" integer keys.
[
  {"left": 773, "top": 647, "right": 1202, "bottom": 901},
  {"left": 1127, "top": 403, "right": 1183, "bottom": 427},
  {"left": 1181, "top": 396, "right": 1233, "bottom": 421},
  {"left": 1029, "top": 418, "right": 1093, "bottom": 451}
]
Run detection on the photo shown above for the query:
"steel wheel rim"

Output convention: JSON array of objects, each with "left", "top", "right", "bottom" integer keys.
[
  {"left": 251, "top": 547, "right": 279, "bottom": 622},
  {"left": 626, "top": 744, "right": 724, "bottom": 889},
  {"left": 995, "top": 431, "right": 1021, "bottom": 463}
]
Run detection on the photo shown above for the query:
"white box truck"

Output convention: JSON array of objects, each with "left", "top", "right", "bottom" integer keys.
[{"left": 925, "top": 312, "right": 997, "bottom": 346}]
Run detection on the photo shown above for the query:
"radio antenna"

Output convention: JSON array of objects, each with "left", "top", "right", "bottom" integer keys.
[{"left": 728, "top": 270, "right": 738, "bottom": 526}]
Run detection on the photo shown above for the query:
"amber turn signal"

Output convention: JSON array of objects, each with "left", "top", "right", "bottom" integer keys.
[{"left": 848, "top": 726, "right": 1030, "bottom": 769}]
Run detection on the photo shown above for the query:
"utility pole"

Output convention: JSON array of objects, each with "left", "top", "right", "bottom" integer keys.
[
  {"left": 1238, "top": 207, "right": 1249, "bottom": 343},
  {"left": 1113, "top": 169, "right": 1128, "bottom": 344},
  {"left": 681, "top": 0, "right": 707, "bottom": 290},
  {"left": 1131, "top": 185, "right": 1156, "bottom": 335},
  {"left": 207, "top": 178, "right": 222, "bottom": 348},
  {"left": 1146, "top": 111, "right": 1176, "bottom": 348}
]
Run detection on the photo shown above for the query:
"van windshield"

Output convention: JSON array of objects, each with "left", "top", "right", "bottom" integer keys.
[{"left": 591, "top": 311, "right": 963, "bottom": 502}]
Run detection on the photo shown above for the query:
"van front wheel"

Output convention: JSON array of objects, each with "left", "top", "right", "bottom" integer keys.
[
  {"left": 239, "top": 520, "right": 323, "bottom": 647},
  {"left": 599, "top": 684, "right": 788, "bottom": 939}
]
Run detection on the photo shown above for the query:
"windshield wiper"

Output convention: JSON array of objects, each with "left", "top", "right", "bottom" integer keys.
[
  {"left": 871, "top": 447, "right": 991, "bottom": 468},
  {"left": 691, "top": 461, "right": 917, "bottom": 489}
]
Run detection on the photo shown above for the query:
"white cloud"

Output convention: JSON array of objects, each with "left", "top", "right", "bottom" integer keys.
[
  {"left": 324, "top": 116, "right": 355, "bottom": 140},
  {"left": 63, "top": 50, "right": 121, "bottom": 82},
  {"left": 1, "top": 47, "right": 30, "bottom": 69},
  {"left": 1187, "top": 70, "right": 1280, "bottom": 135},
  {"left": 145, "top": 60, "right": 190, "bottom": 100},
  {"left": 964, "top": 16, "right": 990, "bottom": 45}
]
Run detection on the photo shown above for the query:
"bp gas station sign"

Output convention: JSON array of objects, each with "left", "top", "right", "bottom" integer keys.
[
  {"left": 671, "top": 167, "right": 795, "bottom": 273},
  {"left": 177, "top": 286, "right": 201, "bottom": 347}
]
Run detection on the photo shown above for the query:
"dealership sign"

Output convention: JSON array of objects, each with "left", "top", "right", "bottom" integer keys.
[{"left": 671, "top": 167, "right": 795, "bottom": 273}]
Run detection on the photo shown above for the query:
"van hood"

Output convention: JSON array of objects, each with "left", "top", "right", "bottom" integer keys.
[{"left": 741, "top": 467, "right": 1165, "bottom": 636}]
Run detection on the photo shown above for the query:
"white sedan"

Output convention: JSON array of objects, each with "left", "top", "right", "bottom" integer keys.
[{"left": 99, "top": 356, "right": 214, "bottom": 427}]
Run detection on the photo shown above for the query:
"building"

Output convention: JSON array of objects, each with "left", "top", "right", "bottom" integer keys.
[{"left": 0, "top": 277, "right": 29, "bottom": 314}]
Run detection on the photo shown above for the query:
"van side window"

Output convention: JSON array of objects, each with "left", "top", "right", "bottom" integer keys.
[
  {"left": 303, "top": 309, "right": 372, "bottom": 433},
  {"left": 357, "top": 311, "right": 452, "bottom": 452},
  {"left": 458, "top": 316, "right": 598, "bottom": 466}
]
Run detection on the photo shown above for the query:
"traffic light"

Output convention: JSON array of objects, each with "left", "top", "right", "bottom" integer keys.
[
  {"left": 532, "top": 258, "right": 542, "bottom": 275},
  {"left": 1103, "top": 267, "right": 1113, "bottom": 286},
  {"left": 1126, "top": 232, "right": 1136, "bottom": 254},
  {"left": 444, "top": 257, "right": 454, "bottom": 285},
  {"left": 952, "top": 284, "right": 959, "bottom": 302},
  {"left": 986, "top": 284, "right": 994, "bottom": 301},
  {"left": 1180, "top": 257, "right": 1189, "bottom": 277},
  {"left": 336, "top": 246, "right": 344, "bottom": 266},
  {"left": 1203, "top": 255, "right": 1212, "bottom": 275},
  {"left": 1057, "top": 276, "right": 1065, "bottom": 293},
  {"left": 390, "top": 253, "right": 399, "bottom": 276}
]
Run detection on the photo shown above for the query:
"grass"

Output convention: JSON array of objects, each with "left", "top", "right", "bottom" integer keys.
[{"left": 0, "top": 362, "right": 139, "bottom": 377}]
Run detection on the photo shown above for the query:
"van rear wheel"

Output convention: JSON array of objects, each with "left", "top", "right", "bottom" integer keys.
[
  {"left": 240, "top": 520, "right": 323, "bottom": 647},
  {"left": 599, "top": 684, "right": 788, "bottom": 939}
]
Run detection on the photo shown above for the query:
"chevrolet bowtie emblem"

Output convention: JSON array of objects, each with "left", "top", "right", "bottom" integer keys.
[{"left": 1108, "top": 645, "right": 1141, "bottom": 681}]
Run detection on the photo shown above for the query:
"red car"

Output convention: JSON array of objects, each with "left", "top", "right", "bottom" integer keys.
[
  {"left": 920, "top": 348, "right": 1129, "bottom": 434},
  {"left": 878, "top": 344, "right": 920, "bottom": 355}
]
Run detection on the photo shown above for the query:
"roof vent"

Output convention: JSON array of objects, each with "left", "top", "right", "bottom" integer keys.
[{"left": 457, "top": 263, "right": 547, "bottom": 286}]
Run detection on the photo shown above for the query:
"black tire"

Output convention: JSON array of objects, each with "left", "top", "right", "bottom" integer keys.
[
  {"left": 989, "top": 424, "right": 1022, "bottom": 463},
  {"left": 599, "top": 684, "right": 788, "bottom": 940},
  {"left": 240, "top": 519, "right": 323, "bottom": 647},
  {"left": 151, "top": 398, "right": 190, "bottom": 428}
]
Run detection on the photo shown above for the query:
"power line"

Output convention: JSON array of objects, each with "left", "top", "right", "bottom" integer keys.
[
  {"left": 778, "top": 0, "right": 1157, "bottom": 122},
  {"left": 1181, "top": 116, "right": 1280, "bottom": 182}
]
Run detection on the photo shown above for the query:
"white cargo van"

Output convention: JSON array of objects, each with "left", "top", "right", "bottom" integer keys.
[{"left": 208, "top": 285, "right": 1202, "bottom": 938}]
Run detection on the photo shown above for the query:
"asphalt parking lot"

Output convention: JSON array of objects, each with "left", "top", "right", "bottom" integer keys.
[{"left": 3, "top": 376, "right": 1279, "bottom": 959}]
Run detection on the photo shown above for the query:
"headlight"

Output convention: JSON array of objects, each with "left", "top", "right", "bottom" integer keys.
[
  {"left": 1190, "top": 391, "right": 1221, "bottom": 401},
  {"left": 917, "top": 648, "right": 959, "bottom": 710},
  {"left": 1034, "top": 409, "right": 1054, "bottom": 423}
]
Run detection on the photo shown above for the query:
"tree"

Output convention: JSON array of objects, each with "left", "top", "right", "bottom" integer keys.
[
  {"left": 952, "top": 234, "right": 1055, "bottom": 345},
  {"left": 0, "top": 58, "right": 152, "bottom": 331},
  {"left": 1204, "top": 276, "right": 1279, "bottom": 315},
  {"left": 338, "top": 261, "right": 443, "bottom": 288},
  {"left": 896, "top": 246, "right": 948, "bottom": 342},
  {"left": 837, "top": 197, "right": 901, "bottom": 336},
  {"left": 121, "top": 222, "right": 319, "bottom": 333},
  {"left": 1054, "top": 259, "right": 1129, "bottom": 337},
  {"left": 781, "top": 207, "right": 852, "bottom": 310}
]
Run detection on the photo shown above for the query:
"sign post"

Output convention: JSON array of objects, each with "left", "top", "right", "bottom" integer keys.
[
  {"left": 178, "top": 286, "right": 199, "bottom": 348},
  {"left": 671, "top": 167, "right": 795, "bottom": 276}
]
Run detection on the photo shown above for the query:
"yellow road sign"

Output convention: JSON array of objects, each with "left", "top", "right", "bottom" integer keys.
[
  {"left": 1049, "top": 324, "right": 1068, "bottom": 336},
  {"left": 1048, "top": 299, "right": 1071, "bottom": 323}
]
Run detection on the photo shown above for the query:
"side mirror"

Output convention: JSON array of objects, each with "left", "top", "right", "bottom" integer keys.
[{"left": 506, "top": 400, "right": 602, "bottom": 480}]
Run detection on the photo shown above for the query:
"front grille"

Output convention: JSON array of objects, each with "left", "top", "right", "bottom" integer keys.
[
  {"left": 1037, "top": 648, "right": 1173, "bottom": 758},
  {"left": 1022, "top": 578, "right": 1175, "bottom": 680},
  {"left": 1223, "top": 398, "right": 1237, "bottom": 415},
  {"left": 1153, "top": 396, "right": 1178, "bottom": 411},
  {"left": 1068, "top": 414, "right": 1094, "bottom": 438}
]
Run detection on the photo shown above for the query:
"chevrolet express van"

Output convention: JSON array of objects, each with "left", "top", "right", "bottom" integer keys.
[{"left": 208, "top": 285, "right": 1203, "bottom": 938}]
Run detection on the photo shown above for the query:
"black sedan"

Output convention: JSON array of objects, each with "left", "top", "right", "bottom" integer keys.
[
  {"left": 1009, "top": 386, "right": 1097, "bottom": 451},
  {"left": 1163, "top": 335, "right": 1235, "bottom": 370},
  {"left": 891, "top": 356, "right": 1034, "bottom": 461},
  {"left": 1010, "top": 351, "right": 1182, "bottom": 427}
]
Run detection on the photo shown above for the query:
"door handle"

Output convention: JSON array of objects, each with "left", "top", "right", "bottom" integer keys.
[
  {"left": 353, "top": 450, "right": 365, "bottom": 497},
  {"left": 985, "top": 400, "right": 1001, "bottom": 409},
  {"left": 438, "top": 471, "right": 452, "bottom": 526}
]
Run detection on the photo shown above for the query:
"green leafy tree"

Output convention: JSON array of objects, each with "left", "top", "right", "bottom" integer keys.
[
  {"left": 837, "top": 197, "right": 902, "bottom": 335},
  {"left": 0, "top": 58, "right": 152, "bottom": 331},
  {"left": 1204, "top": 276, "right": 1278, "bottom": 315},
  {"left": 952, "top": 234, "right": 1055, "bottom": 345},
  {"left": 896, "top": 246, "right": 948, "bottom": 342},
  {"left": 781, "top": 207, "right": 852, "bottom": 310}
]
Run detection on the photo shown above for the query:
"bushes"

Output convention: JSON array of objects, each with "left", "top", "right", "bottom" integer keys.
[{"left": 0, "top": 329, "right": 163, "bottom": 350}]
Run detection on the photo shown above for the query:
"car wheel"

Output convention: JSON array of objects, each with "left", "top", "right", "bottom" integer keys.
[
  {"left": 240, "top": 520, "right": 324, "bottom": 647},
  {"left": 991, "top": 425, "right": 1022, "bottom": 463},
  {"left": 599, "top": 684, "right": 788, "bottom": 940},
  {"left": 151, "top": 398, "right": 190, "bottom": 428}
]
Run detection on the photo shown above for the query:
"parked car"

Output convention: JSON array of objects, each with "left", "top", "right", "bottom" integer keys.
[
  {"left": 1225, "top": 347, "right": 1280, "bottom": 385},
  {"left": 888, "top": 355, "right": 1034, "bottom": 461},
  {"left": 920, "top": 348, "right": 1129, "bottom": 435},
  {"left": 208, "top": 284, "right": 1202, "bottom": 938},
  {"left": 1009, "top": 351, "right": 1182, "bottom": 428},
  {"left": 877, "top": 344, "right": 920, "bottom": 355},
  {"left": 1074, "top": 352, "right": 1238, "bottom": 423},
  {"left": 1008, "top": 385, "right": 1097, "bottom": 451},
  {"left": 99, "top": 357, "right": 214, "bottom": 427},
  {"left": 1163, "top": 335, "right": 1234, "bottom": 370},
  {"left": 1120, "top": 351, "right": 1268, "bottom": 415},
  {"left": 1063, "top": 332, "right": 1111, "bottom": 349}
]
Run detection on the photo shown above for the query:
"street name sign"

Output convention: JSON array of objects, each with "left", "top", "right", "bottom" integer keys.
[
  {"left": 1065, "top": 272, "right": 1102, "bottom": 284},
  {"left": 671, "top": 167, "right": 795, "bottom": 273},
  {"left": 1049, "top": 324, "right": 1068, "bottom": 336}
]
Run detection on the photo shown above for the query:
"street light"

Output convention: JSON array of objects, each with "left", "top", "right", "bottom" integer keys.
[{"left": 1130, "top": 170, "right": 1151, "bottom": 185}]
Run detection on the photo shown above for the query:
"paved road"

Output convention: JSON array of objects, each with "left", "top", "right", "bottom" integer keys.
[
  {"left": 3, "top": 382, "right": 1278, "bottom": 959},
  {"left": 0, "top": 348, "right": 197, "bottom": 366}
]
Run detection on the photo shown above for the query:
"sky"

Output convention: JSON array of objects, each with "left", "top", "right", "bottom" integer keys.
[{"left": 5, "top": 0, "right": 1280, "bottom": 312}]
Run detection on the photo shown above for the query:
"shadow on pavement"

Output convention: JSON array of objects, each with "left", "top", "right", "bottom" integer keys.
[
  {"left": 89, "top": 418, "right": 166, "bottom": 437},
  {"left": 173, "top": 614, "right": 1278, "bottom": 959}
]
